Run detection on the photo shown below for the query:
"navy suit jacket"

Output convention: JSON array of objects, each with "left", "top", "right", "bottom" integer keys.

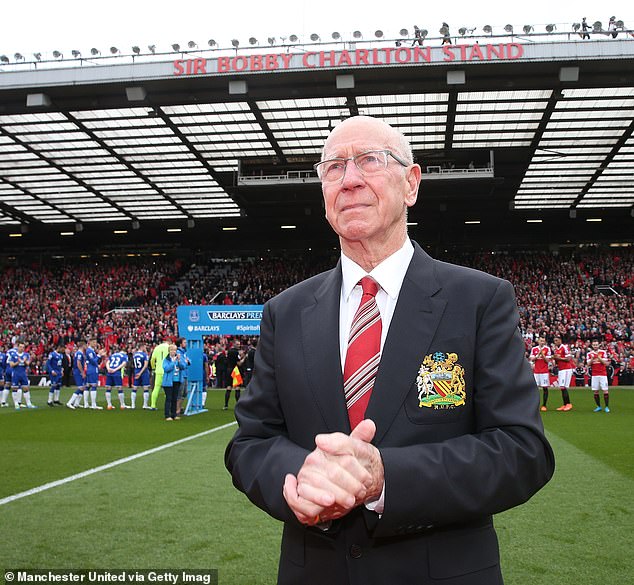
[{"left": 226, "top": 242, "right": 555, "bottom": 585}]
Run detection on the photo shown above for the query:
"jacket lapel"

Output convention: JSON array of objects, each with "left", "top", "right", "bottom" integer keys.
[
  {"left": 300, "top": 263, "right": 351, "bottom": 433},
  {"left": 365, "top": 244, "right": 447, "bottom": 443}
]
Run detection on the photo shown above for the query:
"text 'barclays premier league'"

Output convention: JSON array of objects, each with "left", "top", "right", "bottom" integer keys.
[{"left": 3, "top": 570, "right": 217, "bottom": 585}]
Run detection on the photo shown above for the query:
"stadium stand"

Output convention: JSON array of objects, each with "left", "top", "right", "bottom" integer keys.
[{"left": 1, "top": 248, "right": 631, "bottom": 380}]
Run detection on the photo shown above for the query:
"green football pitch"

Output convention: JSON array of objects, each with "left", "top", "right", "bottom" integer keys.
[{"left": 1, "top": 386, "right": 633, "bottom": 584}]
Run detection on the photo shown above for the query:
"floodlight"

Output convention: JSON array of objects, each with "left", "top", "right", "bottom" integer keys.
[
  {"left": 208, "top": 39, "right": 217, "bottom": 47},
  {"left": 26, "top": 93, "right": 51, "bottom": 107},
  {"left": 148, "top": 45, "right": 156, "bottom": 54},
  {"left": 267, "top": 37, "right": 276, "bottom": 45},
  {"left": 545, "top": 24, "right": 556, "bottom": 33},
  {"left": 33, "top": 52, "right": 42, "bottom": 61},
  {"left": 420, "top": 29, "right": 428, "bottom": 38},
  {"left": 71, "top": 50, "right": 81, "bottom": 58},
  {"left": 0, "top": 55, "right": 9, "bottom": 64},
  {"left": 399, "top": 28, "right": 409, "bottom": 36},
  {"left": 126, "top": 87, "right": 147, "bottom": 101},
  {"left": 572, "top": 23, "right": 581, "bottom": 32},
  {"left": 52, "top": 50, "right": 63, "bottom": 59},
  {"left": 14, "top": 53, "right": 24, "bottom": 61},
  {"left": 228, "top": 80, "right": 247, "bottom": 94},
  {"left": 504, "top": 24, "right": 513, "bottom": 33},
  {"left": 523, "top": 25, "right": 534, "bottom": 34},
  {"left": 231, "top": 39, "right": 240, "bottom": 47},
  {"left": 132, "top": 46, "right": 140, "bottom": 55},
  {"left": 310, "top": 33, "right": 320, "bottom": 41},
  {"left": 249, "top": 37, "right": 258, "bottom": 45},
  {"left": 353, "top": 30, "right": 362, "bottom": 39},
  {"left": 616, "top": 20, "right": 624, "bottom": 28},
  {"left": 171, "top": 44, "right": 180, "bottom": 51},
  {"left": 187, "top": 41, "right": 198, "bottom": 49},
  {"left": 483, "top": 24, "right": 493, "bottom": 34},
  {"left": 374, "top": 30, "right": 383, "bottom": 38},
  {"left": 459, "top": 27, "right": 467, "bottom": 35},
  {"left": 90, "top": 48, "right": 100, "bottom": 56},
  {"left": 289, "top": 34, "right": 299, "bottom": 42},
  {"left": 593, "top": 21, "right": 602, "bottom": 32},
  {"left": 110, "top": 46, "right": 120, "bottom": 54},
  {"left": 332, "top": 31, "right": 341, "bottom": 40}
]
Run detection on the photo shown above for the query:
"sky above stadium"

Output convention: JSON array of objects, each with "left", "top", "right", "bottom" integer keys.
[{"left": 1, "top": 0, "right": 632, "bottom": 58}]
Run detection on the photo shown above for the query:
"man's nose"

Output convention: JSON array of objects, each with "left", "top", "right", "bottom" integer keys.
[{"left": 340, "top": 159, "right": 364, "bottom": 187}]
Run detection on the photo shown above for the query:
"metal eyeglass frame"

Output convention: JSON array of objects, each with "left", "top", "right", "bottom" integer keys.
[{"left": 313, "top": 149, "right": 409, "bottom": 182}]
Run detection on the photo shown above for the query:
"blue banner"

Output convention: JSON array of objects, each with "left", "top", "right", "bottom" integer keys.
[{"left": 177, "top": 305, "right": 263, "bottom": 338}]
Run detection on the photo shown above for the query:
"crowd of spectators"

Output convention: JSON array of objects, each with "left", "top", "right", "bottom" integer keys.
[
  {"left": 0, "top": 258, "right": 183, "bottom": 373},
  {"left": 1, "top": 247, "right": 632, "bottom": 383}
]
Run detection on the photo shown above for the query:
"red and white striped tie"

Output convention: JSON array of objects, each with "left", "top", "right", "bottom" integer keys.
[{"left": 344, "top": 276, "right": 382, "bottom": 430}]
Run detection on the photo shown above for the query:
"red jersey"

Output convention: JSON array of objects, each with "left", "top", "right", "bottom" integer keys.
[
  {"left": 586, "top": 350, "right": 608, "bottom": 376},
  {"left": 530, "top": 345, "right": 551, "bottom": 374},
  {"left": 553, "top": 344, "right": 573, "bottom": 370}
]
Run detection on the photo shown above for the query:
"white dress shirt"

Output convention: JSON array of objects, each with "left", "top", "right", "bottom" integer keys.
[
  {"left": 339, "top": 238, "right": 415, "bottom": 369},
  {"left": 338, "top": 238, "right": 414, "bottom": 515}
]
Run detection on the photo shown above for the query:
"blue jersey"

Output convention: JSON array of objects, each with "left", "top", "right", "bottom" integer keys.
[
  {"left": 6, "top": 348, "right": 18, "bottom": 372},
  {"left": 107, "top": 352, "right": 128, "bottom": 373},
  {"left": 86, "top": 346, "right": 101, "bottom": 375},
  {"left": 73, "top": 349, "right": 86, "bottom": 374},
  {"left": 132, "top": 351, "right": 149, "bottom": 374},
  {"left": 12, "top": 351, "right": 30, "bottom": 375},
  {"left": 0, "top": 351, "right": 5, "bottom": 376},
  {"left": 46, "top": 351, "right": 63, "bottom": 375}
]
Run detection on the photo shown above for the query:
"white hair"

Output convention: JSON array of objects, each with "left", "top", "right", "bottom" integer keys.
[{"left": 321, "top": 116, "right": 414, "bottom": 165}]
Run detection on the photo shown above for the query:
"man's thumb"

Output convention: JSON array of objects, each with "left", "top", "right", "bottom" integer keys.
[{"left": 350, "top": 418, "right": 376, "bottom": 443}]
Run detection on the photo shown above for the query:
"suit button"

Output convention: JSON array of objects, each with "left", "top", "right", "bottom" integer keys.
[{"left": 350, "top": 544, "right": 362, "bottom": 559}]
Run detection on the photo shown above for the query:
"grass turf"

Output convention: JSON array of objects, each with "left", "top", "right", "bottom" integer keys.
[
  {"left": 1, "top": 386, "right": 633, "bottom": 584},
  {"left": 1, "top": 387, "right": 237, "bottom": 498}
]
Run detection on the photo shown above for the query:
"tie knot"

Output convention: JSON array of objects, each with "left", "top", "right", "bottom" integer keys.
[{"left": 360, "top": 276, "right": 379, "bottom": 298}]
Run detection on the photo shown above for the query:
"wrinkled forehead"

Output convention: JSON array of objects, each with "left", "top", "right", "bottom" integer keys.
[{"left": 322, "top": 119, "right": 398, "bottom": 158}]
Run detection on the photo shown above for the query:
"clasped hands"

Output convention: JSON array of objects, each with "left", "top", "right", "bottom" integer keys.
[{"left": 283, "top": 419, "right": 384, "bottom": 526}]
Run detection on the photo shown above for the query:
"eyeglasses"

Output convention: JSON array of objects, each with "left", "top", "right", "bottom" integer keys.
[{"left": 313, "top": 149, "right": 409, "bottom": 183}]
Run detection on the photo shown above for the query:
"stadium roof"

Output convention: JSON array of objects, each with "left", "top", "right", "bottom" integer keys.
[{"left": 1, "top": 33, "right": 633, "bottom": 253}]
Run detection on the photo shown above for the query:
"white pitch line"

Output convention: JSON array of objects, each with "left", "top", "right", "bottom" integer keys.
[{"left": 0, "top": 421, "right": 237, "bottom": 507}]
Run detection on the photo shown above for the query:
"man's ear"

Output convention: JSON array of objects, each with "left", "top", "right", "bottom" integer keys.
[{"left": 405, "top": 164, "right": 421, "bottom": 207}]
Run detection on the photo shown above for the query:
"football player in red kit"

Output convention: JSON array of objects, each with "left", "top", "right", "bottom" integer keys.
[
  {"left": 553, "top": 336, "right": 573, "bottom": 412},
  {"left": 530, "top": 336, "right": 552, "bottom": 411},
  {"left": 586, "top": 340, "right": 610, "bottom": 413}
]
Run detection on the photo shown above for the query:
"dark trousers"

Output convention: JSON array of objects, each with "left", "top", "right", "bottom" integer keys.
[{"left": 164, "top": 383, "right": 179, "bottom": 419}]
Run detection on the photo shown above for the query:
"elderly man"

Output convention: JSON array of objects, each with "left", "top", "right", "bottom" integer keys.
[{"left": 226, "top": 116, "right": 554, "bottom": 585}]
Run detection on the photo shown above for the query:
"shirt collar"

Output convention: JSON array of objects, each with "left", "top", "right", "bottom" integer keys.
[{"left": 341, "top": 238, "right": 414, "bottom": 301}]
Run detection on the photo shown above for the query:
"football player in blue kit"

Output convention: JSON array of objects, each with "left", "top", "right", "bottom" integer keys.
[
  {"left": 86, "top": 338, "right": 105, "bottom": 409},
  {"left": 67, "top": 341, "right": 87, "bottom": 410},
  {"left": 132, "top": 342, "right": 151, "bottom": 410},
  {"left": 10, "top": 342, "right": 35, "bottom": 409},
  {"left": 0, "top": 345, "right": 7, "bottom": 407},
  {"left": 46, "top": 344, "right": 64, "bottom": 406},
  {"left": 2, "top": 343, "right": 18, "bottom": 407},
  {"left": 104, "top": 346, "right": 129, "bottom": 410}
]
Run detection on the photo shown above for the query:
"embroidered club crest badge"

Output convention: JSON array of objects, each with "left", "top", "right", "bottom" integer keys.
[{"left": 416, "top": 351, "right": 466, "bottom": 409}]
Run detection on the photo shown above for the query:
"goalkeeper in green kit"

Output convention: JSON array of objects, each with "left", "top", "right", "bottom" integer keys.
[{"left": 149, "top": 337, "right": 171, "bottom": 410}]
